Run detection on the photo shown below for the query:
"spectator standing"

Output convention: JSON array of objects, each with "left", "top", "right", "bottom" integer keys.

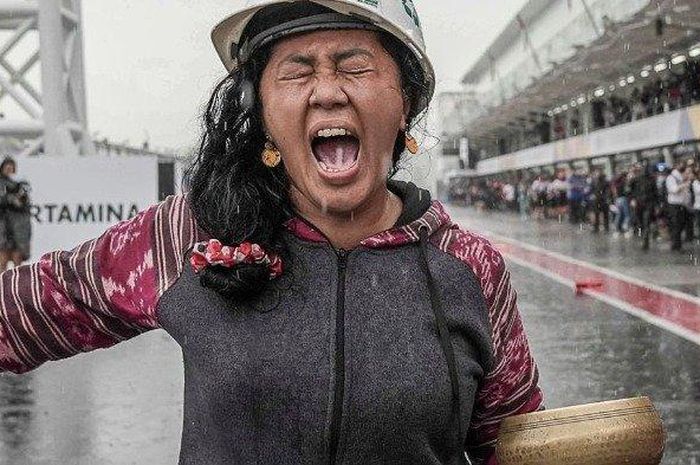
[
  {"left": 654, "top": 166, "right": 672, "bottom": 242},
  {"left": 470, "top": 184, "right": 486, "bottom": 212},
  {"left": 631, "top": 88, "right": 646, "bottom": 121},
  {"left": 684, "top": 161, "right": 696, "bottom": 243},
  {"left": 567, "top": 169, "right": 588, "bottom": 224},
  {"left": 553, "top": 116, "right": 566, "bottom": 140},
  {"left": 548, "top": 170, "right": 569, "bottom": 220},
  {"left": 665, "top": 162, "right": 691, "bottom": 251},
  {"left": 485, "top": 180, "right": 500, "bottom": 210},
  {"left": 689, "top": 61, "right": 700, "bottom": 104},
  {"left": 530, "top": 174, "right": 549, "bottom": 220},
  {"left": 517, "top": 178, "right": 530, "bottom": 219},
  {"left": 692, "top": 166, "right": 700, "bottom": 242},
  {"left": 629, "top": 163, "right": 659, "bottom": 250},
  {"left": 0, "top": 157, "right": 32, "bottom": 271},
  {"left": 612, "top": 171, "right": 631, "bottom": 235},
  {"left": 502, "top": 181, "right": 516, "bottom": 211},
  {"left": 668, "top": 77, "right": 683, "bottom": 110},
  {"left": 590, "top": 170, "right": 612, "bottom": 233},
  {"left": 627, "top": 164, "right": 642, "bottom": 233}
]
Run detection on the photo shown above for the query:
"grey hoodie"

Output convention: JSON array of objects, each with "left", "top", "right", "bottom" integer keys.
[{"left": 0, "top": 182, "right": 543, "bottom": 464}]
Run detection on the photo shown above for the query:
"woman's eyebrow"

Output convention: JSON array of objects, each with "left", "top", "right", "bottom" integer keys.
[
  {"left": 279, "top": 53, "right": 316, "bottom": 67},
  {"left": 333, "top": 48, "right": 374, "bottom": 62},
  {"left": 277, "top": 48, "right": 373, "bottom": 67}
]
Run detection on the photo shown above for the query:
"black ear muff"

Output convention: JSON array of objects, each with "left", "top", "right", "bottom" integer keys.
[{"left": 238, "top": 79, "right": 256, "bottom": 113}]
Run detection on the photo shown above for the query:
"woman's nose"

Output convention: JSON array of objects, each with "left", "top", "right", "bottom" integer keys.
[{"left": 309, "top": 73, "right": 349, "bottom": 110}]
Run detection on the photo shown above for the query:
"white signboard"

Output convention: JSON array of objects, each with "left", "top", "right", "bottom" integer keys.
[
  {"left": 15, "top": 156, "right": 158, "bottom": 260},
  {"left": 459, "top": 137, "right": 470, "bottom": 167}
]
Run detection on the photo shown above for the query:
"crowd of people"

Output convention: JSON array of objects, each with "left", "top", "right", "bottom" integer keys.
[
  {"left": 452, "top": 158, "right": 700, "bottom": 252},
  {"left": 589, "top": 62, "right": 700, "bottom": 131},
  {"left": 481, "top": 59, "right": 700, "bottom": 158}
]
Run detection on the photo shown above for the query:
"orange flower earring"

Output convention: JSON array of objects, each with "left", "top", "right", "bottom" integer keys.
[
  {"left": 405, "top": 131, "right": 419, "bottom": 155},
  {"left": 261, "top": 139, "right": 282, "bottom": 168}
]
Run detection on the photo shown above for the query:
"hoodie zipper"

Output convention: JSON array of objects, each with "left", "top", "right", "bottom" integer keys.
[
  {"left": 328, "top": 248, "right": 348, "bottom": 465},
  {"left": 289, "top": 215, "right": 350, "bottom": 464}
]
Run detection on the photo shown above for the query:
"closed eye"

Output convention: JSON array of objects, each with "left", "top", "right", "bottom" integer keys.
[
  {"left": 277, "top": 55, "right": 315, "bottom": 81},
  {"left": 280, "top": 71, "right": 313, "bottom": 81},
  {"left": 339, "top": 68, "right": 373, "bottom": 76}
]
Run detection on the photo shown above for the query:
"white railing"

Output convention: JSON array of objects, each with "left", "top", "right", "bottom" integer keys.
[
  {"left": 93, "top": 140, "right": 180, "bottom": 160},
  {"left": 476, "top": 104, "right": 700, "bottom": 175}
]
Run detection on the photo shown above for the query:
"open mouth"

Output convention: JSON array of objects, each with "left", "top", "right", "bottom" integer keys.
[{"left": 311, "top": 128, "right": 360, "bottom": 174}]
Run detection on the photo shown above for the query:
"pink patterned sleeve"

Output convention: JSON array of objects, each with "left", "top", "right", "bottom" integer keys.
[
  {"left": 0, "top": 194, "right": 197, "bottom": 374},
  {"left": 441, "top": 226, "right": 544, "bottom": 464}
]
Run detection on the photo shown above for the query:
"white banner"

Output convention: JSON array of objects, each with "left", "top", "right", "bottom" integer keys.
[
  {"left": 14, "top": 155, "right": 158, "bottom": 260},
  {"left": 459, "top": 137, "right": 470, "bottom": 167}
]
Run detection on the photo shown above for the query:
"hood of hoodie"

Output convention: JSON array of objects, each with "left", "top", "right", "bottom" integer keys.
[{"left": 284, "top": 181, "right": 451, "bottom": 249}]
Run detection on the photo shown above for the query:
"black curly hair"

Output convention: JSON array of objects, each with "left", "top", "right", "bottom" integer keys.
[{"left": 186, "top": 28, "right": 429, "bottom": 300}]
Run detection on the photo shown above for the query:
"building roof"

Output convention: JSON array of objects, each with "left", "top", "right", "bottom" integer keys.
[
  {"left": 461, "top": 0, "right": 558, "bottom": 84},
  {"left": 465, "top": 0, "right": 700, "bottom": 140}
]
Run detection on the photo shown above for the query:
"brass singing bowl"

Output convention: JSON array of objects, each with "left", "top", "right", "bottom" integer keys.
[{"left": 495, "top": 397, "right": 666, "bottom": 465}]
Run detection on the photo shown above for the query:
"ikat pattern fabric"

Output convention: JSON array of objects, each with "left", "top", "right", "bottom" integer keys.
[{"left": 0, "top": 195, "right": 199, "bottom": 373}]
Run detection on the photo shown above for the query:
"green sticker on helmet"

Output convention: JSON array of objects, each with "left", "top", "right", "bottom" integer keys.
[{"left": 401, "top": 0, "right": 420, "bottom": 27}]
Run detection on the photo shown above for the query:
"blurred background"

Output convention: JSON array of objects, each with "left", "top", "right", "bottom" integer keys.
[{"left": 0, "top": 1, "right": 696, "bottom": 464}]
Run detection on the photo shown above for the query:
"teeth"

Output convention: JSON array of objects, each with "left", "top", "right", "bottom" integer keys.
[
  {"left": 316, "top": 128, "right": 349, "bottom": 138},
  {"left": 318, "top": 160, "right": 356, "bottom": 173}
]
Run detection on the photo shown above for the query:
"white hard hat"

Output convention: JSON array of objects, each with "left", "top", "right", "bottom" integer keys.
[{"left": 211, "top": 0, "right": 435, "bottom": 114}]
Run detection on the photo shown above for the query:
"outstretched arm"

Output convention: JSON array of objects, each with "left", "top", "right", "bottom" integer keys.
[{"left": 0, "top": 195, "right": 197, "bottom": 374}]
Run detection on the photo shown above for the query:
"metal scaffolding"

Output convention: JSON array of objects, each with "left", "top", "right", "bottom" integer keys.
[{"left": 0, "top": 0, "right": 92, "bottom": 156}]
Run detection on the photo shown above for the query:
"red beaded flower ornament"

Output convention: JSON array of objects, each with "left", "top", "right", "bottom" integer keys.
[{"left": 190, "top": 239, "right": 283, "bottom": 280}]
